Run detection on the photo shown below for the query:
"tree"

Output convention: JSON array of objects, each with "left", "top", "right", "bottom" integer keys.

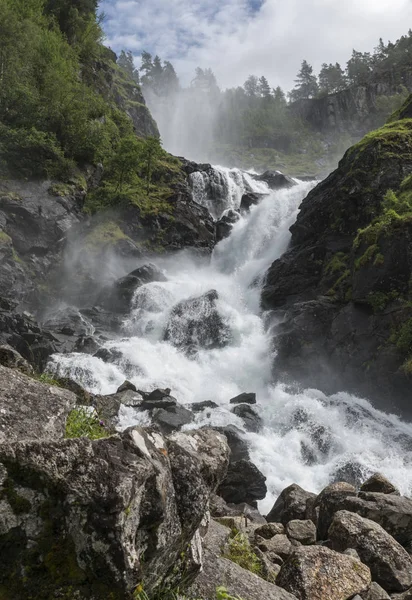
[
  {"left": 244, "top": 75, "right": 259, "bottom": 97},
  {"left": 289, "top": 60, "right": 319, "bottom": 101},
  {"left": 318, "top": 62, "right": 347, "bottom": 94},
  {"left": 346, "top": 50, "right": 373, "bottom": 85},
  {"left": 118, "top": 50, "right": 139, "bottom": 83},
  {"left": 108, "top": 136, "right": 142, "bottom": 193},
  {"left": 139, "top": 136, "right": 163, "bottom": 195},
  {"left": 258, "top": 76, "right": 271, "bottom": 98},
  {"left": 273, "top": 86, "right": 287, "bottom": 106}
]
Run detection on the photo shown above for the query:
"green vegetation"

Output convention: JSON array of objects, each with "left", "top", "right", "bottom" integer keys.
[
  {"left": 222, "top": 533, "right": 261, "bottom": 576},
  {"left": 325, "top": 252, "right": 348, "bottom": 276},
  {"left": 132, "top": 586, "right": 243, "bottom": 600},
  {"left": 34, "top": 372, "right": 61, "bottom": 387},
  {"left": 65, "top": 407, "right": 109, "bottom": 440}
]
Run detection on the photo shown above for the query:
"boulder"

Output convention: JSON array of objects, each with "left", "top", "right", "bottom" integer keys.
[
  {"left": 190, "top": 400, "right": 219, "bottom": 412},
  {"left": 267, "top": 484, "right": 316, "bottom": 525},
  {"left": 42, "top": 307, "right": 93, "bottom": 338},
  {"left": 255, "top": 523, "right": 286, "bottom": 539},
  {"left": 315, "top": 481, "right": 357, "bottom": 540},
  {"left": 253, "top": 171, "right": 296, "bottom": 190},
  {"left": 0, "top": 344, "right": 33, "bottom": 374},
  {"left": 362, "top": 581, "right": 391, "bottom": 599},
  {"left": 152, "top": 405, "right": 194, "bottom": 435},
  {"left": 229, "top": 392, "right": 257, "bottom": 405},
  {"left": 277, "top": 545, "right": 371, "bottom": 600},
  {"left": 286, "top": 519, "right": 317, "bottom": 545},
  {"left": 0, "top": 427, "right": 229, "bottom": 599},
  {"left": 257, "top": 534, "right": 293, "bottom": 560},
  {"left": 188, "top": 520, "right": 296, "bottom": 600},
  {"left": 231, "top": 403, "right": 262, "bottom": 432},
  {"left": 116, "top": 380, "right": 137, "bottom": 394},
  {"left": 141, "top": 393, "right": 177, "bottom": 410},
  {"left": 216, "top": 209, "right": 241, "bottom": 242},
  {"left": 240, "top": 192, "right": 267, "bottom": 213},
  {"left": 0, "top": 365, "right": 75, "bottom": 443},
  {"left": 164, "top": 289, "right": 231, "bottom": 353},
  {"left": 329, "top": 510, "right": 412, "bottom": 592},
  {"left": 217, "top": 458, "right": 267, "bottom": 507},
  {"left": 360, "top": 473, "right": 400, "bottom": 495}
]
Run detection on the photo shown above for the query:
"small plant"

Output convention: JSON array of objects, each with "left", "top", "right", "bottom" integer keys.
[
  {"left": 222, "top": 533, "right": 262, "bottom": 576},
  {"left": 65, "top": 407, "right": 109, "bottom": 440},
  {"left": 216, "top": 587, "right": 244, "bottom": 600},
  {"left": 35, "top": 372, "right": 61, "bottom": 387}
]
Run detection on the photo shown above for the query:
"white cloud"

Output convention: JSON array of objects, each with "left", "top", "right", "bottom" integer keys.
[{"left": 101, "top": 0, "right": 412, "bottom": 91}]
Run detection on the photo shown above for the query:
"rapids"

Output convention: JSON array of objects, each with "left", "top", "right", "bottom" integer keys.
[{"left": 49, "top": 168, "right": 412, "bottom": 511}]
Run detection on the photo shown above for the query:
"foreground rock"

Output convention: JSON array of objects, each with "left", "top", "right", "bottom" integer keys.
[
  {"left": 0, "top": 427, "right": 229, "bottom": 599},
  {"left": 0, "top": 364, "right": 75, "bottom": 443},
  {"left": 277, "top": 545, "right": 371, "bottom": 600},
  {"left": 267, "top": 483, "right": 316, "bottom": 524},
  {"left": 329, "top": 510, "right": 412, "bottom": 592}
]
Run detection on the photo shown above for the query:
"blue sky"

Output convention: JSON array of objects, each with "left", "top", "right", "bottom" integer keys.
[{"left": 100, "top": 0, "right": 412, "bottom": 91}]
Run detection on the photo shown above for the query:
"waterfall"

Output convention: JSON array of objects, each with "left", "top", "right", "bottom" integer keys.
[{"left": 48, "top": 175, "right": 412, "bottom": 511}]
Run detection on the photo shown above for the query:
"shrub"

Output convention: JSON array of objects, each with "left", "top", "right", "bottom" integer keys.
[
  {"left": 65, "top": 407, "right": 109, "bottom": 440},
  {"left": 222, "top": 533, "right": 262, "bottom": 576}
]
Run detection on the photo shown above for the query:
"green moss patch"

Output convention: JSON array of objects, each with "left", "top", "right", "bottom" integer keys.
[{"left": 223, "top": 532, "right": 262, "bottom": 576}]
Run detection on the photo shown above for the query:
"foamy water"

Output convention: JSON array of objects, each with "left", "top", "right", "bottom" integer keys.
[{"left": 48, "top": 173, "right": 412, "bottom": 511}]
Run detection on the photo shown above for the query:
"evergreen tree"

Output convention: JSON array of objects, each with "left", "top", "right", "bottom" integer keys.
[
  {"left": 273, "top": 86, "right": 287, "bottom": 106},
  {"left": 318, "top": 62, "right": 347, "bottom": 94},
  {"left": 289, "top": 60, "right": 319, "bottom": 101},
  {"left": 346, "top": 50, "right": 373, "bottom": 85},
  {"left": 258, "top": 76, "right": 271, "bottom": 98},
  {"left": 118, "top": 50, "right": 139, "bottom": 84},
  {"left": 244, "top": 75, "right": 259, "bottom": 97}
]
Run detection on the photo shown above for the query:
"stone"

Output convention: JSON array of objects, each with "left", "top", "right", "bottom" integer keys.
[
  {"left": 0, "top": 344, "right": 33, "bottom": 374},
  {"left": 116, "top": 380, "right": 137, "bottom": 394},
  {"left": 257, "top": 534, "right": 293, "bottom": 560},
  {"left": 286, "top": 519, "right": 317, "bottom": 545},
  {"left": 253, "top": 171, "right": 296, "bottom": 190},
  {"left": 255, "top": 523, "right": 286, "bottom": 539},
  {"left": 329, "top": 510, "right": 412, "bottom": 592},
  {"left": 362, "top": 581, "right": 391, "bottom": 599},
  {"left": 152, "top": 405, "right": 194, "bottom": 434},
  {"left": 360, "top": 473, "right": 400, "bottom": 495},
  {"left": 141, "top": 394, "right": 177, "bottom": 410},
  {"left": 315, "top": 481, "right": 357, "bottom": 540},
  {"left": 240, "top": 193, "right": 267, "bottom": 213},
  {"left": 190, "top": 400, "right": 219, "bottom": 412},
  {"left": 217, "top": 458, "right": 267, "bottom": 507},
  {"left": 0, "top": 427, "right": 229, "bottom": 599},
  {"left": 216, "top": 209, "right": 241, "bottom": 242},
  {"left": 188, "top": 520, "right": 296, "bottom": 600},
  {"left": 231, "top": 403, "right": 262, "bottom": 432},
  {"left": 164, "top": 289, "right": 231, "bottom": 353},
  {"left": 277, "top": 545, "right": 371, "bottom": 600},
  {"left": 42, "top": 307, "right": 93, "bottom": 337},
  {"left": 267, "top": 483, "right": 316, "bottom": 525},
  {"left": 0, "top": 365, "right": 75, "bottom": 443},
  {"left": 229, "top": 392, "right": 256, "bottom": 405}
]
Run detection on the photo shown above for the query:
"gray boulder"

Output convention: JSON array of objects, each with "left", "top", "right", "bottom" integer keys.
[
  {"left": 217, "top": 458, "right": 267, "bottom": 507},
  {"left": 360, "top": 473, "right": 400, "bottom": 495},
  {"left": 0, "top": 344, "right": 33, "bottom": 374},
  {"left": 253, "top": 171, "right": 296, "bottom": 190},
  {"left": 230, "top": 392, "right": 256, "bottom": 405},
  {"left": 315, "top": 481, "right": 357, "bottom": 540},
  {"left": 256, "top": 534, "right": 293, "bottom": 560},
  {"left": 286, "top": 519, "right": 317, "bottom": 545},
  {"left": 255, "top": 523, "right": 286, "bottom": 539},
  {"left": 0, "top": 427, "right": 229, "bottom": 599},
  {"left": 231, "top": 403, "right": 262, "bottom": 432},
  {"left": 329, "top": 510, "right": 412, "bottom": 592},
  {"left": 277, "top": 545, "right": 371, "bottom": 600},
  {"left": 267, "top": 483, "right": 316, "bottom": 525},
  {"left": 152, "top": 405, "right": 194, "bottom": 434},
  {"left": 362, "top": 581, "right": 391, "bottom": 599},
  {"left": 0, "top": 365, "right": 75, "bottom": 443}
]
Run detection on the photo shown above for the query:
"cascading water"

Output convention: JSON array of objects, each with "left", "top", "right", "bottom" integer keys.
[{"left": 49, "top": 173, "right": 412, "bottom": 512}]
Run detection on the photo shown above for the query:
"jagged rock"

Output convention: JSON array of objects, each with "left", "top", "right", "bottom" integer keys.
[
  {"left": 213, "top": 425, "right": 250, "bottom": 461},
  {"left": 255, "top": 523, "right": 286, "bottom": 539},
  {"left": 267, "top": 484, "right": 316, "bottom": 525},
  {"left": 141, "top": 391, "right": 177, "bottom": 410},
  {"left": 73, "top": 335, "right": 101, "bottom": 355},
  {"left": 361, "top": 581, "right": 391, "bottom": 599},
  {"left": 152, "top": 405, "right": 194, "bottom": 434},
  {"left": 190, "top": 400, "right": 219, "bottom": 412},
  {"left": 55, "top": 377, "right": 92, "bottom": 405},
  {"left": 0, "top": 365, "right": 75, "bottom": 443},
  {"left": 286, "top": 519, "right": 317, "bottom": 545},
  {"left": 315, "top": 481, "right": 357, "bottom": 540},
  {"left": 360, "top": 473, "right": 400, "bottom": 495},
  {"left": 164, "top": 289, "right": 231, "bottom": 353},
  {"left": 277, "top": 545, "right": 371, "bottom": 600},
  {"left": 229, "top": 392, "right": 257, "bottom": 405},
  {"left": 231, "top": 403, "right": 262, "bottom": 432},
  {"left": 0, "top": 427, "right": 229, "bottom": 599},
  {"left": 217, "top": 458, "right": 267, "bottom": 507},
  {"left": 0, "top": 344, "right": 33, "bottom": 374},
  {"left": 257, "top": 534, "right": 293, "bottom": 560},
  {"left": 391, "top": 589, "right": 412, "bottom": 599},
  {"left": 116, "top": 380, "right": 137, "bottom": 394},
  {"left": 147, "top": 388, "right": 172, "bottom": 400},
  {"left": 216, "top": 209, "right": 240, "bottom": 242},
  {"left": 188, "top": 520, "right": 296, "bottom": 600},
  {"left": 42, "top": 307, "right": 93, "bottom": 338},
  {"left": 209, "top": 495, "right": 266, "bottom": 524},
  {"left": 329, "top": 510, "right": 412, "bottom": 592},
  {"left": 240, "top": 192, "right": 267, "bottom": 213},
  {"left": 253, "top": 171, "right": 296, "bottom": 190},
  {"left": 99, "top": 263, "right": 167, "bottom": 313}
]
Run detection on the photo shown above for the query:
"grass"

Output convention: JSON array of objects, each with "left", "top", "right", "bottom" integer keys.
[
  {"left": 222, "top": 533, "right": 262, "bottom": 576},
  {"left": 348, "top": 118, "right": 412, "bottom": 159},
  {"left": 133, "top": 587, "right": 243, "bottom": 600},
  {"left": 65, "top": 407, "right": 110, "bottom": 440}
]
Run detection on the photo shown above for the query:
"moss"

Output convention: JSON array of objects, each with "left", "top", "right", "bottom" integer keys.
[
  {"left": 65, "top": 407, "right": 110, "bottom": 440},
  {"left": 1, "top": 478, "right": 32, "bottom": 514},
  {"left": 0, "top": 231, "right": 11, "bottom": 245},
  {"left": 324, "top": 252, "right": 347, "bottom": 275},
  {"left": 43, "top": 536, "right": 87, "bottom": 586},
  {"left": 402, "top": 358, "right": 412, "bottom": 375},
  {"left": 48, "top": 183, "right": 73, "bottom": 197},
  {"left": 349, "top": 119, "right": 412, "bottom": 159},
  {"left": 327, "top": 269, "right": 351, "bottom": 298},
  {"left": 83, "top": 221, "right": 129, "bottom": 252},
  {"left": 396, "top": 318, "right": 412, "bottom": 354},
  {"left": 366, "top": 291, "right": 398, "bottom": 313},
  {"left": 223, "top": 532, "right": 262, "bottom": 576},
  {"left": 354, "top": 244, "right": 378, "bottom": 270}
]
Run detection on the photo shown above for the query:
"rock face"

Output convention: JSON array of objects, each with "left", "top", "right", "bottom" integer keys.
[
  {"left": 277, "top": 545, "right": 371, "bottom": 600},
  {"left": 240, "top": 192, "right": 267, "bottom": 213},
  {"left": 0, "top": 427, "right": 229, "bottom": 599},
  {"left": 164, "top": 289, "right": 232, "bottom": 353},
  {"left": 261, "top": 99, "right": 412, "bottom": 414},
  {"left": 329, "top": 510, "right": 412, "bottom": 592},
  {"left": 0, "top": 364, "right": 76, "bottom": 443}
]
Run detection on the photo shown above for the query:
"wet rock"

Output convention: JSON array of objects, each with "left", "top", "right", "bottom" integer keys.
[
  {"left": 229, "top": 392, "right": 257, "bottom": 405},
  {"left": 42, "top": 306, "right": 93, "bottom": 337},
  {"left": 332, "top": 461, "right": 367, "bottom": 488},
  {"left": 147, "top": 388, "right": 172, "bottom": 400},
  {"left": 362, "top": 581, "right": 391, "bottom": 599},
  {"left": 0, "top": 365, "right": 75, "bottom": 443},
  {"left": 164, "top": 289, "right": 231, "bottom": 353},
  {"left": 255, "top": 523, "right": 286, "bottom": 539},
  {"left": 213, "top": 425, "right": 250, "bottom": 462},
  {"left": 216, "top": 209, "right": 241, "bottom": 242},
  {"left": 152, "top": 405, "right": 194, "bottom": 435},
  {"left": 141, "top": 391, "right": 177, "bottom": 410},
  {"left": 231, "top": 403, "right": 262, "bottom": 432},
  {"left": 267, "top": 484, "right": 316, "bottom": 525},
  {"left": 217, "top": 458, "right": 267, "bottom": 507},
  {"left": 315, "top": 481, "right": 357, "bottom": 540},
  {"left": 190, "top": 400, "right": 219, "bottom": 412},
  {"left": 257, "top": 534, "right": 293, "bottom": 560},
  {"left": 0, "top": 344, "right": 33, "bottom": 375},
  {"left": 188, "top": 520, "right": 296, "bottom": 600},
  {"left": 73, "top": 335, "right": 101, "bottom": 355},
  {"left": 100, "top": 263, "right": 167, "bottom": 313},
  {"left": 277, "top": 545, "right": 371, "bottom": 600},
  {"left": 240, "top": 192, "right": 267, "bottom": 213},
  {"left": 286, "top": 519, "right": 317, "bottom": 545},
  {"left": 360, "top": 473, "right": 400, "bottom": 495},
  {"left": 253, "top": 171, "right": 296, "bottom": 190},
  {"left": 116, "top": 380, "right": 137, "bottom": 394},
  {"left": 0, "top": 427, "right": 229, "bottom": 599},
  {"left": 329, "top": 510, "right": 412, "bottom": 592}
]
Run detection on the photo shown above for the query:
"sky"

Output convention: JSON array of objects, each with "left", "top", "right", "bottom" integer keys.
[{"left": 100, "top": 0, "right": 412, "bottom": 91}]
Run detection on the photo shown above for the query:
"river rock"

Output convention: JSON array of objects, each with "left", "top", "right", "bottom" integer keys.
[
  {"left": 152, "top": 405, "right": 194, "bottom": 434},
  {"left": 0, "top": 427, "right": 229, "bottom": 599},
  {"left": 253, "top": 171, "right": 296, "bottom": 190},
  {"left": 315, "top": 481, "right": 357, "bottom": 540},
  {"left": 267, "top": 483, "right": 316, "bottom": 524},
  {"left": 0, "top": 365, "right": 76, "bottom": 443},
  {"left": 360, "top": 473, "right": 400, "bottom": 495},
  {"left": 164, "top": 289, "right": 231, "bottom": 353},
  {"left": 231, "top": 403, "right": 262, "bottom": 432},
  {"left": 116, "top": 380, "right": 137, "bottom": 394},
  {"left": 286, "top": 519, "right": 317, "bottom": 545},
  {"left": 0, "top": 344, "right": 33, "bottom": 374},
  {"left": 329, "top": 510, "right": 412, "bottom": 592},
  {"left": 217, "top": 458, "right": 267, "bottom": 507},
  {"left": 277, "top": 545, "right": 371, "bottom": 600},
  {"left": 229, "top": 392, "right": 257, "bottom": 405},
  {"left": 190, "top": 400, "right": 219, "bottom": 412}
]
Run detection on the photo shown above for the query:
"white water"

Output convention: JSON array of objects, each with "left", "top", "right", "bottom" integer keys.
[{"left": 49, "top": 174, "right": 412, "bottom": 511}]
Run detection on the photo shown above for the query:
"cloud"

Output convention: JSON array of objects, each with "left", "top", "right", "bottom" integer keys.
[{"left": 100, "top": 0, "right": 412, "bottom": 91}]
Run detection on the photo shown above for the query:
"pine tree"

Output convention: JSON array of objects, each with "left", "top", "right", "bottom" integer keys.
[
  {"left": 244, "top": 75, "right": 259, "bottom": 97},
  {"left": 258, "top": 76, "right": 271, "bottom": 98},
  {"left": 118, "top": 50, "right": 139, "bottom": 84},
  {"left": 273, "top": 86, "right": 287, "bottom": 106},
  {"left": 318, "top": 63, "right": 347, "bottom": 94},
  {"left": 289, "top": 60, "right": 319, "bottom": 101},
  {"left": 346, "top": 50, "right": 373, "bottom": 85}
]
